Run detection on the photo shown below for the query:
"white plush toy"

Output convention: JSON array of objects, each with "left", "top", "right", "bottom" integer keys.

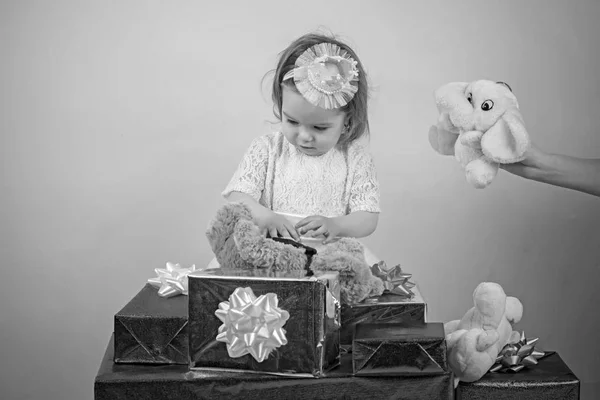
[{"left": 429, "top": 80, "right": 531, "bottom": 188}]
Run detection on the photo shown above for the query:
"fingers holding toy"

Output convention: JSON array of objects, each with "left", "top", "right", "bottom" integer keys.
[
  {"left": 257, "top": 211, "right": 300, "bottom": 241},
  {"left": 499, "top": 144, "right": 548, "bottom": 179},
  {"left": 280, "top": 222, "right": 301, "bottom": 241},
  {"left": 295, "top": 216, "right": 341, "bottom": 244}
]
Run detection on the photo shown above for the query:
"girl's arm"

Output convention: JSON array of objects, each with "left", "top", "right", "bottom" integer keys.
[
  {"left": 295, "top": 211, "right": 379, "bottom": 243},
  {"left": 331, "top": 211, "right": 379, "bottom": 238},
  {"left": 296, "top": 146, "right": 382, "bottom": 242},
  {"left": 222, "top": 136, "right": 300, "bottom": 239},
  {"left": 502, "top": 145, "right": 600, "bottom": 198},
  {"left": 225, "top": 191, "right": 271, "bottom": 219}
]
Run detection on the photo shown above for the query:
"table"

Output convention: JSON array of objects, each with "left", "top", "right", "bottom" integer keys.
[{"left": 95, "top": 335, "right": 453, "bottom": 400}]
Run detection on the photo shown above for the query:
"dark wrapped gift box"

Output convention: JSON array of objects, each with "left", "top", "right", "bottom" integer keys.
[
  {"left": 188, "top": 268, "right": 341, "bottom": 377},
  {"left": 352, "top": 321, "right": 447, "bottom": 376},
  {"left": 456, "top": 352, "right": 580, "bottom": 400},
  {"left": 341, "top": 285, "right": 427, "bottom": 347},
  {"left": 114, "top": 284, "right": 188, "bottom": 364},
  {"left": 94, "top": 335, "right": 454, "bottom": 400}
]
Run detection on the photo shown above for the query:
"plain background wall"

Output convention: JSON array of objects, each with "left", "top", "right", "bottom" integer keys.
[{"left": 1, "top": 1, "right": 599, "bottom": 399}]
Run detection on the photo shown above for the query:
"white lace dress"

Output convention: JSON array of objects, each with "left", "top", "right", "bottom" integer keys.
[{"left": 207, "top": 131, "right": 381, "bottom": 268}]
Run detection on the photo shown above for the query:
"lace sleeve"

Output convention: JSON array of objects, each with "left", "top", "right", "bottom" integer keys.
[
  {"left": 348, "top": 148, "right": 381, "bottom": 213},
  {"left": 222, "top": 136, "right": 269, "bottom": 201}
]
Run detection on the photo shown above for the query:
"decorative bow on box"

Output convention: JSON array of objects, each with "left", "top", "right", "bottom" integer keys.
[
  {"left": 148, "top": 262, "right": 200, "bottom": 298},
  {"left": 370, "top": 261, "right": 415, "bottom": 298},
  {"left": 215, "top": 287, "right": 290, "bottom": 363},
  {"left": 490, "top": 331, "right": 547, "bottom": 373}
]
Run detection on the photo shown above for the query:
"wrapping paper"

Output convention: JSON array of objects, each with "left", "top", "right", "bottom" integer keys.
[
  {"left": 352, "top": 322, "right": 447, "bottom": 376},
  {"left": 95, "top": 335, "right": 454, "bottom": 400},
  {"left": 456, "top": 352, "right": 580, "bottom": 400},
  {"left": 341, "top": 285, "right": 427, "bottom": 347},
  {"left": 114, "top": 284, "right": 188, "bottom": 364},
  {"left": 187, "top": 268, "right": 341, "bottom": 377}
]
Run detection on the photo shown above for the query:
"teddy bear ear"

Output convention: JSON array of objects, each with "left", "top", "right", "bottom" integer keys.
[
  {"left": 206, "top": 202, "right": 254, "bottom": 254},
  {"left": 481, "top": 108, "right": 530, "bottom": 164}
]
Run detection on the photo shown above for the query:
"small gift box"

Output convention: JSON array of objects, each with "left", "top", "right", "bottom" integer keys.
[
  {"left": 341, "top": 262, "right": 427, "bottom": 347},
  {"left": 114, "top": 283, "right": 188, "bottom": 364},
  {"left": 341, "top": 287, "right": 427, "bottom": 347},
  {"left": 352, "top": 321, "right": 447, "bottom": 376},
  {"left": 187, "top": 268, "right": 341, "bottom": 377},
  {"left": 456, "top": 352, "right": 580, "bottom": 400}
]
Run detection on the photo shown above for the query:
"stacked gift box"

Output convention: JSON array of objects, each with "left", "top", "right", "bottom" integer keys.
[{"left": 96, "top": 262, "right": 579, "bottom": 399}]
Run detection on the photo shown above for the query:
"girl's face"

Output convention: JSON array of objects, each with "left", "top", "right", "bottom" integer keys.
[{"left": 281, "top": 85, "right": 347, "bottom": 156}]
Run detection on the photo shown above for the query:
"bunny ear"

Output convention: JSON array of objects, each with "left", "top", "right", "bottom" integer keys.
[
  {"left": 434, "top": 82, "right": 473, "bottom": 130},
  {"left": 504, "top": 296, "right": 523, "bottom": 325},
  {"left": 481, "top": 108, "right": 530, "bottom": 163}
]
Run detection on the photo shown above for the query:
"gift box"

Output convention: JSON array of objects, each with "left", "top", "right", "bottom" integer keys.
[
  {"left": 114, "top": 283, "right": 188, "bottom": 364},
  {"left": 352, "top": 321, "right": 447, "bottom": 376},
  {"left": 95, "top": 334, "right": 454, "bottom": 400},
  {"left": 456, "top": 352, "right": 580, "bottom": 400},
  {"left": 341, "top": 285, "right": 427, "bottom": 347},
  {"left": 187, "top": 268, "right": 341, "bottom": 377}
]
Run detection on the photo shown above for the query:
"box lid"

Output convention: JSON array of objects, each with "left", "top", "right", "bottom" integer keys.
[{"left": 116, "top": 284, "right": 187, "bottom": 318}]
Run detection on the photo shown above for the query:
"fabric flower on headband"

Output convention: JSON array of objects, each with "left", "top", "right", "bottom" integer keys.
[{"left": 283, "top": 43, "right": 359, "bottom": 110}]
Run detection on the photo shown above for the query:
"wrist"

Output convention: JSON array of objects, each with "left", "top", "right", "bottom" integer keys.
[
  {"left": 252, "top": 205, "right": 274, "bottom": 222},
  {"left": 330, "top": 213, "right": 377, "bottom": 238},
  {"left": 330, "top": 216, "right": 347, "bottom": 237},
  {"left": 522, "top": 147, "right": 559, "bottom": 183}
]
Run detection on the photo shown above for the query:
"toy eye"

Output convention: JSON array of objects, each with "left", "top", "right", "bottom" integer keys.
[
  {"left": 481, "top": 100, "right": 494, "bottom": 111},
  {"left": 467, "top": 93, "right": 473, "bottom": 103}
]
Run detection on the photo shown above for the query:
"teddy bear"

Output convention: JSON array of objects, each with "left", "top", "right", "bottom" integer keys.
[
  {"left": 205, "top": 201, "right": 385, "bottom": 304},
  {"left": 444, "top": 282, "right": 523, "bottom": 385},
  {"left": 429, "top": 80, "right": 531, "bottom": 188}
]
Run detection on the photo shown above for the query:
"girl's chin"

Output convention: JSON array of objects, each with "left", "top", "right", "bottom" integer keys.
[{"left": 297, "top": 145, "right": 325, "bottom": 156}]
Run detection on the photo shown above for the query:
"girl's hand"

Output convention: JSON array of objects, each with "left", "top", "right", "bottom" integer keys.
[
  {"left": 254, "top": 209, "right": 300, "bottom": 241},
  {"left": 295, "top": 216, "right": 341, "bottom": 244}
]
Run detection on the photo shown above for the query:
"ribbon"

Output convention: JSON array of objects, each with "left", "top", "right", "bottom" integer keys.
[
  {"left": 270, "top": 236, "right": 317, "bottom": 271},
  {"left": 490, "top": 331, "right": 546, "bottom": 373},
  {"left": 282, "top": 43, "right": 359, "bottom": 110},
  {"left": 215, "top": 287, "right": 290, "bottom": 363},
  {"left": 370, "top": 261, "right": 416, "bottom": 297},
  {"left": 148, "top": 262, "right": 199, "bottom": 298}
]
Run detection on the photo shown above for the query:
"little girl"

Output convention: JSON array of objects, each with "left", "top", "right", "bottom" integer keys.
[{"left": 221, "top": 32, "right": 380, "bottom": 260}]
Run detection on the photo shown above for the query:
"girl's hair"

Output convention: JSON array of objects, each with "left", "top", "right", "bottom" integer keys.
[{"left": 267, "top": 33, "right": 370, "bottom": 148}]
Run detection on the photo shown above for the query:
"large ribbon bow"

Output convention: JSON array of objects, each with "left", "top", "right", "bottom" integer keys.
[
  {"left": 490, "top": 331, "right": 546, "bottom": 373},
  {"left": 371, "top": 261, "right": 415, "bottom": 297},
  {"left": 283, "top": 42, "right": 359, "bottom": 110},
  {"left": 148, "top": 262, "right": 199, "bottom": 298},
  {"left": 215, "top": 287, "right": 290, "bottom": 363}
]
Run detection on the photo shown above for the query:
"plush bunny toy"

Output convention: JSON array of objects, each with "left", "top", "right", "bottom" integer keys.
[
  {"left": 429, "top": 80, "right": 531, "bottom": 188},
  {"left": 444, "top": 282, "right": 523, "bottom": 385}
]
